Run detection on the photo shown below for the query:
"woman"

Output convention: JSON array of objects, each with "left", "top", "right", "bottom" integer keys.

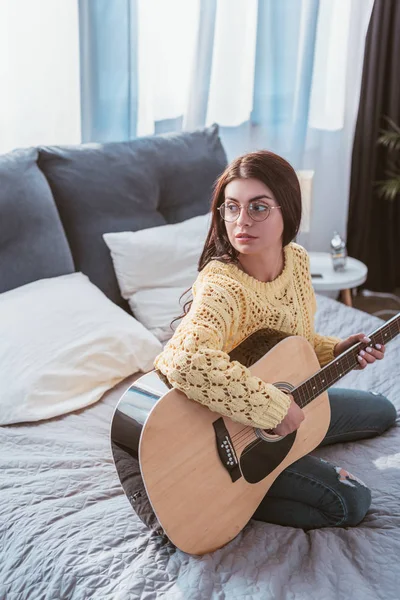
[{"left": 154, "top": 150, "right": 396, "bottom": 529}]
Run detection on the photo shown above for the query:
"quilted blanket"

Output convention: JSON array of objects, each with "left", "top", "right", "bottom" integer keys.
[{"left": 1, "top": 295, "right": 399, "bottom": 600}]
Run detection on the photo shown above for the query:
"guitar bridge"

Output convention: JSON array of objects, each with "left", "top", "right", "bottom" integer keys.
[{"left": 213, "top": 418, "right": 242, "bottom": 482}]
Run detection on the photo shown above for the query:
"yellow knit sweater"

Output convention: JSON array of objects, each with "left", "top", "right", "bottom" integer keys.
[{"left": 154, "top": 243, "right": 341, "bottom": 430}]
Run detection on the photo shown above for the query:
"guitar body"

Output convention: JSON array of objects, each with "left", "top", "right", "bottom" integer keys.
[{"left": 111, "top": 333, "right": 330, "bottom": 555}]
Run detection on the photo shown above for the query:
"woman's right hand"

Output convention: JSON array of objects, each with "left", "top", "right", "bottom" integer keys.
[{"left": 272, "top": 396, "right": 305, "bottom": 436}]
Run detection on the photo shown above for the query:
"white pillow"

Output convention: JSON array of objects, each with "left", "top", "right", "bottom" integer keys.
[
  {"left": 103, "top": 213, "right": 211, "bottom": 342},
  {"left": 130, "top": 287, "right": 192, "bottom": 342},
  {"left": 0, "top": 273, "right": 162, "bottom": 425}
]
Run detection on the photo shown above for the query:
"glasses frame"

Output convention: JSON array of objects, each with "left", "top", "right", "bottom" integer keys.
[{"left": 217, "top": 201, "right": 282, "bottom": 223}]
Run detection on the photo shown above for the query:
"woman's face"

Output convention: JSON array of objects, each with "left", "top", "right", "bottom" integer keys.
[{"left": 222, "top": 178, "right": 284, "bottom": 256}]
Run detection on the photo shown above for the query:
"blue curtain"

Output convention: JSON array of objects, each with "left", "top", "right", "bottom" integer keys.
[
  {"left": 79, "top": 0, "right": 319, "bottom": 165},
  {"left": 79, "top": 0, "right": 138, "bottom": 143},
  {"left": 251, "top": 0, "right": 319, "bottom": 166}
]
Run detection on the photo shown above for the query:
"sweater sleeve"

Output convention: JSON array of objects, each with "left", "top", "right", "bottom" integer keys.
[
  {"left": 301, "top": 249, "right": 342, "bottom": 367},
  {"left": 153, "top": 274, "right": 291, "bottom": 430},
  {"left": 313, "top": 331, "right": 341, "bottom": 367}
]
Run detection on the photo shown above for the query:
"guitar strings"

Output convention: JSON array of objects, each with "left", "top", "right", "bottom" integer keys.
[
  {"left": 235, "top": 432, "right": 256, "bottom": 447},
  {"left": 232, "top": 427, "right": 253, "bottom": 442},
  {"left": 233, "top": 432, "right": 256, "bottom": 450},
  {"left": 232, "top": 431, "right": 257, "bottom": 451},
  {"left": 295, "top": 347, "right": 360, "bottom": 409}
]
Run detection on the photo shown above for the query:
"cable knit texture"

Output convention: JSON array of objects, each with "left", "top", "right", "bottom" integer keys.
[{"left": 154, "top": 243, "right": 341, "bottom": 430}]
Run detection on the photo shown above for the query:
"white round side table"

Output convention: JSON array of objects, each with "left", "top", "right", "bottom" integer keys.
[{"left": 309, "top": 252, "right": 368, "bottom": 307}]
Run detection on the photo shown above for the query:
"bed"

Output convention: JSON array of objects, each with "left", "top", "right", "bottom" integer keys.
[{"left": 2, "top": 294, "right": 399, "bottom": 600}]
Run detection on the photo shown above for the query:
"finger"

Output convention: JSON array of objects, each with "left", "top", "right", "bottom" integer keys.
[
  {"left": 357, "top": 355, "right": 367, "bottom": 369},
  {"left": 341, "top": 333, "right": 369, "bottom": 353},
  {"left": 374, "top": 343, "right": 385, "bottom": 354},
  {"left": 355, "top": 333, "right": 370, "bottom": 340},
  {"left": 359, "top": 350, "right": 376, "bottom": 364},
  {"left": 349, "top": 333, "right": 368, "bottom": 344},
  {"left": 365, "top": 347, "right": 384, "bottom": 360},
  {"left": 352, "top": 333, "right": 372, "bottom": 348}
]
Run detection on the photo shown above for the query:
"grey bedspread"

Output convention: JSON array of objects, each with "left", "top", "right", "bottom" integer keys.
[{"left": 1, "top": 295, "right": 399, "bottom": 600}]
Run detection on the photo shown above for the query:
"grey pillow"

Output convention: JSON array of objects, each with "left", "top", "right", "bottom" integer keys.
[
  {"left": 38, "top": 124, "right": 227, "bottom": 308},
  {"left": 0, "top": 148, "right": 74, "bottom": 294}
]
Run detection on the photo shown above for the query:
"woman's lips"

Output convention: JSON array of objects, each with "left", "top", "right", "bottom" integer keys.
[{"left": 235, "top": 235, "right": 257, "bottom": 242}]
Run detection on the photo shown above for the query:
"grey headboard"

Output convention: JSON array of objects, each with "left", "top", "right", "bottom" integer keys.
[
  {"left": 38, "top": 124, "right": 227, "bottom": 307},
  {"left": 0, "top": 148, "right": 74, "bottom": 295},
  {"left": 0, "top": 124, "right": 227, "bottom": 308}
]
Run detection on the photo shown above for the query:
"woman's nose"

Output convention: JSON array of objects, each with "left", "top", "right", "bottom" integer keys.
[{"left": 236, "top": 206, "right": 251, "bottom": 226}]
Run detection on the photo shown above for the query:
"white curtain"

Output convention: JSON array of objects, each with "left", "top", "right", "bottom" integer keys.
[
  {"left": 136, "top": 0, "right": 200, "bottom": 137},
  {"left": 136, "top": 0, "right": 259, "bottom": 136},
  {"left": 135, "top": 0, "right": 372, "bottom": 136},
  {"left": 308, "top": 0, "right": 353, "bottom": 131},
  {"left": 0, "top": 0, "right": 81, "bottom": 155},
  {"left": 134, "top": 0, "right": 374, "bottom": 251},
  {"left": 205, "top": 0, "right": 258, "bottom": 127},
  {"left": 304, "top": 0, "right": 375, "bottom": 251}
]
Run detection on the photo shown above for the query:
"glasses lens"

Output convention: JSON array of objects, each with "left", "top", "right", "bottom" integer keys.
[
  {"left": 248, "top": 202, "right": 271, "bottom": 221},
  {"left": 220, "top": 202, "right": 239, "bottom": 222}
]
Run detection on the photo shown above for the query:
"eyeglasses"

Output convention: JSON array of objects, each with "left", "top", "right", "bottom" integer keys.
[{"left": 217, "top": 201, "right": 281, "bottom": 223}]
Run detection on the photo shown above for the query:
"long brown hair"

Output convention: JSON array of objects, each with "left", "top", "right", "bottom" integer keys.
[{"left": 170, "top": 150, "right": 302, "bottom": 330}]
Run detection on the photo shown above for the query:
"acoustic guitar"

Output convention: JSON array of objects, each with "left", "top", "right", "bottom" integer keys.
[{"left": 111, "top": 313, "right": 399, "bottom": 555}]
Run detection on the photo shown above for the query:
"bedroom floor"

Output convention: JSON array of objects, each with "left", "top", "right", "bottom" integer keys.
[{"left": 350, "top": 288, "right": 400, "bottom": 320}]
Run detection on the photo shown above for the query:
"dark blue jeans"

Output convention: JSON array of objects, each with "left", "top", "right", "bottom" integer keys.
[{"left": 253, "top": 389, "right": 397, "bottom": 529}]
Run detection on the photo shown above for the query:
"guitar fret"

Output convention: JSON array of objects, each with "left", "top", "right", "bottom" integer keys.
[{"left": 297, "top": 390, "right": 305, "bottom": 409}]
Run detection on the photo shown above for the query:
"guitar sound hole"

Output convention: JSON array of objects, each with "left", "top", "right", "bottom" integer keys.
[
  {"left": 262, "top": 428, "right": 283, "bottom": 438},
  {"left": 255, "top": 428, "right": 286, "bottom": 443}
]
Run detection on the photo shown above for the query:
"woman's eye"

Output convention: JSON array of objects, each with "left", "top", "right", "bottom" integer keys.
[
  {"left": 250, "top": 203, "right": 268, "bottom": 212},
  {"left": 226, "top": 203, "right": 239, "bottom": 212}
]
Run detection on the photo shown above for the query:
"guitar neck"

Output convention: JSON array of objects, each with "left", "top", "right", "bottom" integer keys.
[{"left": 293, "top": 313, "right": 400, "bottom": 409}]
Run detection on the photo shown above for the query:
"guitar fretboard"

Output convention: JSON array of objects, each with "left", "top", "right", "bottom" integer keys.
[{"left": 293, "top": 313, "right": 400, "bottom": 409}]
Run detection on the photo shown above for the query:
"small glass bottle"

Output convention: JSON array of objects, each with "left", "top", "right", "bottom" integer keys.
[{"left": 330, "top": 232, "right": 347, "bottom": 271}]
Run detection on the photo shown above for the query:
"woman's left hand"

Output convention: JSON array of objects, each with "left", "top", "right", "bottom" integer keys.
[{"left": 334, "top": 333, "right": 386, "bottom": 369}]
